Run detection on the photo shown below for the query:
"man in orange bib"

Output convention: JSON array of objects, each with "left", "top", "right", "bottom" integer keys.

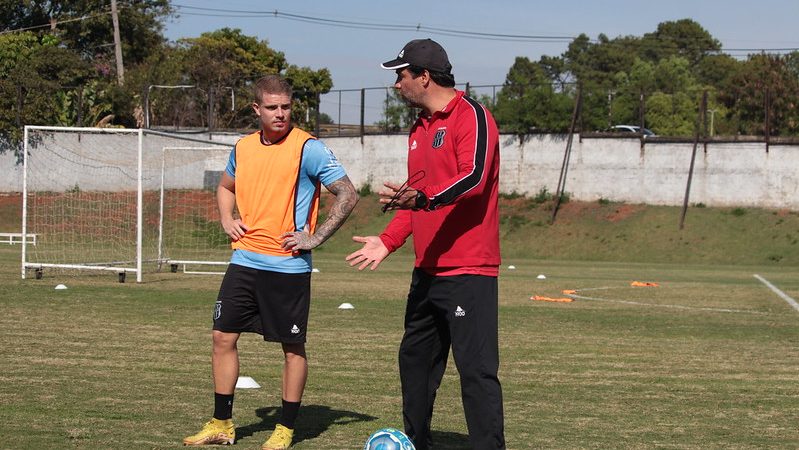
[{"left": 184, "top": 75, "right": 358, "bottom": 449}]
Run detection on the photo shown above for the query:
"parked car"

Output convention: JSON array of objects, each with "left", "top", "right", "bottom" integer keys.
[{"left": 610, "top": 125, "right": 656, "bottom": 137}]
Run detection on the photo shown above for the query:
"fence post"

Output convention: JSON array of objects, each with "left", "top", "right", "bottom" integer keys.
[
  {"left": 551, "top": 84, "right": 582, "bottom": 225},
  {"left": 765, "top": 87, "right": 771, "bottom": 153},
  {"left": 679, "top": 90, "right": 707, "bottom": 230},
  {"left": 143, "top": 86, "right": 150, "bottom": 128},
  {"left": 15, "top": 85, "right": 23, "bottom": 128},
  {"left": 76, "top": 86, "right": 84, "bottom": 127},
  {"left": 315, "top": 91, "right": 321, "bottom": 136},
  {"left": 639, "top": 91, "right": 646, "bottom": 149},
  {"left": 384, "top": 88, "right": 390, "bottom": 133},
  {"left": 360, "top": 88, "right": 365, "bottom": 144},
  {"left": 207, "top": 87, "right": 215, "bottom": 131}
]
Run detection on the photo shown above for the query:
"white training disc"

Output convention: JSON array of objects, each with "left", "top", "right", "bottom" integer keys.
[{"left": 235, "top": 376, "right": 261, "bottom": 389}]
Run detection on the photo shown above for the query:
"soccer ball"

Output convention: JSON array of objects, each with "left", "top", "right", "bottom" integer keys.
[{"left": 363, "top": 427, "right": 416, "bottom": 450}]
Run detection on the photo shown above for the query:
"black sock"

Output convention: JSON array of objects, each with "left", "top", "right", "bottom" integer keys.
[
  {"left": 214, "top": 392, "right": 234, "bottom": 420},
  {"left": 278, "top": 399, "right": 301, "bottom": 429}
]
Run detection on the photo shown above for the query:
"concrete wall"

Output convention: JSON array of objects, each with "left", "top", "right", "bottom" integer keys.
[
  {"left": 2, "top": 130, "right": 797, "bottom": 210},
  {"left": 324, "top": 134, "right": 798, "bottom": 210}
]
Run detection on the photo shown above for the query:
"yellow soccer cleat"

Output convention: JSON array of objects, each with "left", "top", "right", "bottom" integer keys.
[
  {"left": 183, "top": 418, "right": 235, "bottom": 446},
  {"left": 262, "top": 424, "right": 294, "bottom": 450}
]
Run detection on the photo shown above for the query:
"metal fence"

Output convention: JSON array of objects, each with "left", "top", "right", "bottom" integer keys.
[
  {"left": 12, "top": 80, "right": 797, "bottom": 141},
  {"left": 315, "top": 83, "right": 502, "bottom": 137}
]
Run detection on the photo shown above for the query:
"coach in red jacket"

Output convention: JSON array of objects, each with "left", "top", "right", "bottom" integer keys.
[{"left": 347, "top": 38, "right": 505, "bottom": 450}]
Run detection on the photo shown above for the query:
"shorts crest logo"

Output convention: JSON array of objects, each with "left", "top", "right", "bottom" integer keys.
[
  {"left": 432, "top": 129, "right": 446, "bottom": 149},
  {"left": 291, "top": 324, "right": 300, "bottom": 334},
  {"left": 214, "top": 301, "right": 222, "bottom": 320}
]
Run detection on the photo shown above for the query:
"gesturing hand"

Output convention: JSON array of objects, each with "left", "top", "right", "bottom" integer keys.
[{"left": 345, "top": 235, "right": 390, "bottom": 271}]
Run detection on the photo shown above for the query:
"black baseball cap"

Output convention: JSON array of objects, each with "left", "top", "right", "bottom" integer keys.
[{"left": 381, "top": 39, "right": 452, "bottom": 74}]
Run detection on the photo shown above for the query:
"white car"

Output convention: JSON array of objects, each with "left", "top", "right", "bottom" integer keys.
[{"left": 611, "top": 125, "right": 656, "bottom": 137}]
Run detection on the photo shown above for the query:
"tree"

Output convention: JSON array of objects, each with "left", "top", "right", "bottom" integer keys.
[
  {"left": 0, "top": 32, "right": 92, "bottom": 158},
  {"left": 493, "top": 57, "right": 574, "bottom": 134},
  {"left": 137, "top": 28, "right": 332, "bottom": 131},
  {"left": 376, "top": 89, "right": 417, "bottom": 132},
  {"left": 640, "top": 19, "right": 721, "bottom": 66},
  {"left": 508, "top": 19, "right": 780, "bottom": 137},
  {"left": 722, "top": 53, "right": 799, "bottom": 136},
  {"left": 0, "top": 0, "right": 173, "bottom": 66},
  {"left": 0, "top": 1, "right": 173, "bottom": 137},
  {"left": 285, "top": 64, "right": 333, "bottom": 132}
]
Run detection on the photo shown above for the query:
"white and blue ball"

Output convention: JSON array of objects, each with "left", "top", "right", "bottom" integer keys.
[{"left": 364, "top": 428, "right": 416, "bottom": 450}]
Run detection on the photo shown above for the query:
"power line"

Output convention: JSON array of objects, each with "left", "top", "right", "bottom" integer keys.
[
  {"left": 0, "top": 11, "right": 111, "bottom": 35},
  {"left": 171, "top": 4, "right": 799, "bottom": 53},
  {"left": 5, "top": 4, "right": 796, "bottom": 56},
  {"left": 172, "top": 5, "right": 575, "bottom": 43},
  {"left": 173, "top": 4, "right": 799, "bottom": 53}
]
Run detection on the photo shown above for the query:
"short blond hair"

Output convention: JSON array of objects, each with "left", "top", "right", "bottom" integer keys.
[{"left": 253, "top": 75, "right": 292, "bottom": 103}]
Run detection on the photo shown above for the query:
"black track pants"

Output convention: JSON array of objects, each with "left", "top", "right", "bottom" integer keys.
[{"left": 399, "top": 269, "right": 505, "bottom": 450}]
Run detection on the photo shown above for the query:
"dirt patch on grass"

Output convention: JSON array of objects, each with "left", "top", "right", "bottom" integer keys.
[
  {"left": 606, "top": 204, "right": 641, "bottom": 222},
  {"left": 0, "top": 193, "right": 21, "bottom": 207},
  {"left": 0, "top": 193, "right": 22, "bottom": 230}
]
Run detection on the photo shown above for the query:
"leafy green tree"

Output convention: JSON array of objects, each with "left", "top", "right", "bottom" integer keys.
[
  {"left": 493, "top": 19, "right": 767, "bottom": 137},
  {"left": 640, "top": 19, "right": 721, "bottom": 66},
  {"left": 0, "top": 0, "right": 173, "bottom": 66},
  {"left": 1, "top": 1, "right": 172, "bottom": 137},
  {"left": 493, "top": 57, "right": 574, "bottom": 134},
  {"left": 285, "top": 64, "right": 333, "bottom": 132},
  {"left": 0, "top": 32, "right": 92, "bottom": 157},
  {"left": 140, "top": 28, "right": 332, "bottom": 131},
  {"left": 721, "top": 53, "right": 799, "bottom": 136},
  {"left": 171, "top": 28, "right": 286, "bottom": 129},
  {"left": 376, "top": 89, "right": 417, "bottom": 132},
  {"left": 109, "top": 44, "right": 186, "bottom": 128}
]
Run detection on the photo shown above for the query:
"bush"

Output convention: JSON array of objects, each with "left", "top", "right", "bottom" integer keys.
[{"left": 533, "top": 187, "right": 552, "bottom": 204}]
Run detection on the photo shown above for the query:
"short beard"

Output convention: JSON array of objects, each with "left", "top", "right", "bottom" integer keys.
[{"left": 399, "top": 93, "right": 422, "bottom": 109}]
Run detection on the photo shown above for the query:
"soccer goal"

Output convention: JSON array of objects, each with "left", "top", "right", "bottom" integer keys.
[
  {"left": 22, "top": 126, "right": 233, "bottom": 282},
  {"left": 157, "top": 146, "right": 233, "bottom": 275}
]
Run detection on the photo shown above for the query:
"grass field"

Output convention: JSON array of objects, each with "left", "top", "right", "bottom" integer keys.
[
  {"left": 1, "top": 193, "right": 798, "bottom": 448},
  {"left": 1, "top": 247, "right": 798, "bottom": 449}
]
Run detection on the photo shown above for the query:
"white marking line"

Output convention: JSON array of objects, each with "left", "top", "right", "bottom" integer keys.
[
  {"left": 568, "top": 293, "right": 766, "bottom": 315},
  {"left": 754, "top": 274, "right": 799, "bottom": 313}
]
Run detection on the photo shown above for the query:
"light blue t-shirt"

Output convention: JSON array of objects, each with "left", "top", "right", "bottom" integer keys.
[{"left": 224, "top": 138, "right": 346, "bottom": 273}]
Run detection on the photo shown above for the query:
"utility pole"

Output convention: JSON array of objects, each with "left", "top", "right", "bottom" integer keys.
[{"left": 110, "top": 0, "right": 125, "bottom": 85}]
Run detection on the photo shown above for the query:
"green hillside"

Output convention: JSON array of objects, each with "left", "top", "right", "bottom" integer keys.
[
  {"left": 318, "top": 193, "right": 799, "bottom": 267},
  {"left": 3, "top": 192, "right": 798, "bottom": 266}
]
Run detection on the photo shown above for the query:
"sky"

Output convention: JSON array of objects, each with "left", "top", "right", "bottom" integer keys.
[{"left": 162, "top": 0, "right": 799, "bottom": 123}]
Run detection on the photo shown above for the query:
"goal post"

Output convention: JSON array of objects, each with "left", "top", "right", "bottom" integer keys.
[{"left": 22, "top": 125, "right": 234, "bottom": 282}]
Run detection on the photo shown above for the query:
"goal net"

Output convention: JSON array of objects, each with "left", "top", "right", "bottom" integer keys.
[
  {"left": 157, "top": 146, "right": 233, "bottom": 275},
  {"left": 22, "top": 126, "right": 233, "bottom": 282}
]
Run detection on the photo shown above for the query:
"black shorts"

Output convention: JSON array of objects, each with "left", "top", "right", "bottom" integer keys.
[{"left": 212, "top": 263, "right": 311, "bottom": 343}]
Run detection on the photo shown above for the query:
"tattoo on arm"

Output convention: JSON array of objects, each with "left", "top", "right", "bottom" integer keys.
[{"left": 312, "top": 176, "right": 359, "bottom": 247}]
